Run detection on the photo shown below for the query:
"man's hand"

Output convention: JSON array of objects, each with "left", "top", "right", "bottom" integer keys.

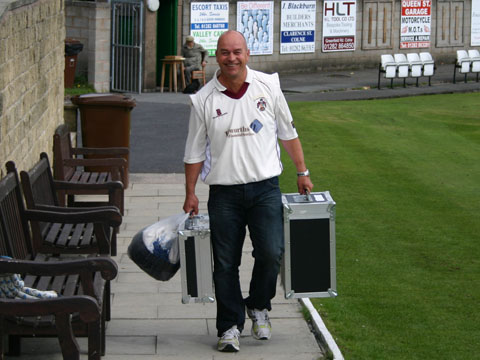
[
  {"left": 184, "top": 162, "right": 203, "bottom": 215},
  {"left": 297, "top": 176, "right": 313, "bottom": 195},
  {"left": 183, "top": 193, "right": 199, "bottom": 215}
]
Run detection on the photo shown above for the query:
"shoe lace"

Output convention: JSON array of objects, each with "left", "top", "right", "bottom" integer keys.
[
  {"left": 223, "top": 326, "right": 240, "bottom": 340},
  {"left": 253, "top": 309, "right": 270, "bottom": 326}
]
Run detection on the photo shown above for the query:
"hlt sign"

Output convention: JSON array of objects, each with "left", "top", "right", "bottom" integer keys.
[{"left": 324, "top": 1, "right": 355, "bottom": 16}]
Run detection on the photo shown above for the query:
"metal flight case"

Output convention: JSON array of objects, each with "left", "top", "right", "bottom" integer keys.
[
  {"left": 177, "top": 214, "right": 215, "bottom": 304},
  {"left": 281, "top": 191, "right": 337, "bottom": 299}
]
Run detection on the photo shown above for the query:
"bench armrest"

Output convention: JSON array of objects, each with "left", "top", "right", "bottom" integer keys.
[
  {"left": 23, "top": 208, "right": 122, "bottom": 228},
  {"left": 0, "top": 295, "right": 100, "bottom": 322},
  {"left": 34, "top": 204, "right": 119, "bottom": 213},
  {"left": 63, "top": 158, "right": 127, "bottom": 168},
  {"left": 0, "top": 256, "right": 118, "bottom": 280},
  {"left": 72, "top": 147, "right": 129, "bottom": 156}
]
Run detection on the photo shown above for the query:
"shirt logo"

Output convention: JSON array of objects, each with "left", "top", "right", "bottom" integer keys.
[
  {"left": 225, "top": 126, "right": 253, "bottom": 137},
  {"left": 213, "top": 108, "right": 228, "bottom": 119},
  {"left": 256, "top": 97, "right": 267, "bottom": 112},
  {"left": 250, "top": 119, "right": 263, "bottom": 133}
]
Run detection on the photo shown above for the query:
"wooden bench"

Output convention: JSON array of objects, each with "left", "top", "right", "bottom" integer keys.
[
  {"left": 18, "top": 153, "right": 122, "bottom": 256},
  {"left": 0, "top": 169, "right": 118, "bottom": 359},
  {"left": 53, "top": 124, "right": 128, "bottom": 213}
]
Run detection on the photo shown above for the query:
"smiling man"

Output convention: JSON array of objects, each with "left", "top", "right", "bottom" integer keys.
[{"left": 183, "top": 30, "right": 313, "bottom": 353}]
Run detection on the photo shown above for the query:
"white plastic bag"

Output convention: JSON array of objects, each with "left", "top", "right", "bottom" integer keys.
[{"left": 142, "top": 212, "right": 189, "bottom": 264}]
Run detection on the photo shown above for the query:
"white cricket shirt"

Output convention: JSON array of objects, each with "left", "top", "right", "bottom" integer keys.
[{"left": 183, "top": 67, "right": 298, "bottom": 185}]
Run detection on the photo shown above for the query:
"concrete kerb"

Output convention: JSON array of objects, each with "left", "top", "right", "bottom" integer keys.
[{"left": 301, "top": 298, "right": 344, "bottom": 360}]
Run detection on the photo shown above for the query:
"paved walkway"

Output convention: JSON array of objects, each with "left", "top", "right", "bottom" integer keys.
[{"left": 8, "top": 173, "right": 325, "bottom": 359}]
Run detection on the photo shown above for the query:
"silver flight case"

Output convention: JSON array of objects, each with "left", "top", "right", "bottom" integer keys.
[
  {"left": 282, "top": 191, "right": 337, "bottom": 299},
  {"left": 177, "top": 214, "right": 215, "bottom": 304}
]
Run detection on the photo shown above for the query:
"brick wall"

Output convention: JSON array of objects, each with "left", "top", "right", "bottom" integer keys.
[
  {"left": 0, "top": 0, "right": 65, "bottom": 178},
  {"left": 65, "top": 0, "right": 110, "bottom": 92}
]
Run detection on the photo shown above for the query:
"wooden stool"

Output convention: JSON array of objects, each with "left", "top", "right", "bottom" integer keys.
[
  {"left": 191, "top": 63, "right": 206, "bottom": 86},
  {"left": 160, "top": 56, "right": 186, "bottom": 93}
]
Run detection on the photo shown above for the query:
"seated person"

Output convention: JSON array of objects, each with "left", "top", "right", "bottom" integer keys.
[{"left": 181, "top": 35, "right": 207, "bottom": 84}]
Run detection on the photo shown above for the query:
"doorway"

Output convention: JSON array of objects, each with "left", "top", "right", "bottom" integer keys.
[{"left": 156, "top": 0, "right": 178, "bottom": 86}]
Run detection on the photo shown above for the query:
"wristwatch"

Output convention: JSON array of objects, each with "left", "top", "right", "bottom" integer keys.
[{"left": 297, "top": 169, "right": 310, "bottom": 177}]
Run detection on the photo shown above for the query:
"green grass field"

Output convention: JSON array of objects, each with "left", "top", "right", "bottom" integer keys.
[{"left": 279, "top": 93, "right": 480, "bottom": 360}]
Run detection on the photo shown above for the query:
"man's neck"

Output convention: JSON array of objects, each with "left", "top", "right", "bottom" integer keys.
[{"left": 217, "top": 70, "right": 248, "bottom": 94}]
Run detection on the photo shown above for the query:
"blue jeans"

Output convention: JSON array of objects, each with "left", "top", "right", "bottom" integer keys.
[{"left": 208, "top": 177, "right": 284, "bottom": 337}]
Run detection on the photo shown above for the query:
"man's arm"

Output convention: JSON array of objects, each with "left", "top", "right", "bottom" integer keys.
[
  {"left": 280, "top": 137, "right": 314, "bottom": 195},
  {"left": 200, "top": 48, "right": 207, "bottom": 66},
  {"left": 183, "top": 162, "right": 204, "bottom": 215}
]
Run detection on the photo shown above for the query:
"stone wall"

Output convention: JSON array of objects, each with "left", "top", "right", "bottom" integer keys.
[
  {"left": 181, "top": 0, "right": 479, "bottom": 77},
  {"left": 65, "top": 0, "right": 110, "bottom": 92},
  {"left": 0, "top": 0, "right": 65, "bottom": 178}
]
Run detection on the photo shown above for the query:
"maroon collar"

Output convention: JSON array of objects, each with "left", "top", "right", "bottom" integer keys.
[{"left": 222, "top": 82, "right": 250, "bottom": 99}]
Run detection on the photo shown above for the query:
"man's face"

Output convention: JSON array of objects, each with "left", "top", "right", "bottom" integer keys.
[
  {"left": 216, "top": 32, "right": 250, "bottom": 80},
  {"left": 186, "top": 40, "right": 194, "bottom": 49}
]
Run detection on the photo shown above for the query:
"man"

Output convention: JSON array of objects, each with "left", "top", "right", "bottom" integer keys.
[
  {"left": 183, "top": 30, "right": 313, "bottom": 353},
  {"left": 181, "top": 35, "right": 208, "bottom": 84}
]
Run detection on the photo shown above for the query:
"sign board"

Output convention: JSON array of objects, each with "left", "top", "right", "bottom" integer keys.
[
  {"left": 237, "top": 1, "right": 274, "bottom": 55},
  {"left": 472, "top": 0, "right": 480, "bottom": 46},
  {"left": 400, "top": 0, "right": 432, "bottom": 49},
  {"left": 280, "top": 1, "right": 316, "bottom": 54},
  {"left": 322, "top": 0, "right": 356, "bottom": 52},
  {"left": 191, "top": 2, "right": 229, "bottom": 56}
]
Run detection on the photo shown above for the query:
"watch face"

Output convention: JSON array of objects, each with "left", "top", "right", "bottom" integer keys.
[{"left": 147, "top": 0, "right": 159, "bottom": 12}]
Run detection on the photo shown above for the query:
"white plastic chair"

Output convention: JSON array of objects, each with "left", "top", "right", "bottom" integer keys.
[
  {"left": 419, "top": 52, "right": 435, "bottom": 85},
  {"left": 454, "top": 50, "right": 471, "bottom": 83},
  {"left": 394, "top": 54, "right": 409, "bottom": 87},
  {"left": 378, "top": 54, "right": 397, "bottom": 89},
  {"left": 406, "top": 53, "right": 423, "bottom": 86},
  {"left": 468, "top": 49, "right": 480, "bottom": 81}
]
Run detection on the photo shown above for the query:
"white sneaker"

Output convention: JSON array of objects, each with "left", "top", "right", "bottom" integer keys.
[
  {"left": 217, "top": 325, "right": 240, "bottom": 352},
  {"left": 247, "top": 308, "right": 272, "bottom": 340}
]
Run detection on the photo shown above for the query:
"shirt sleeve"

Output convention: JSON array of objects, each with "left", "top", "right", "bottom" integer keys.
[
  {"left": 183, "top": 96, "right": 208, "bottom": 164},
  {"left": 272, "top": 74, "right": 298, "bottom": 141}
]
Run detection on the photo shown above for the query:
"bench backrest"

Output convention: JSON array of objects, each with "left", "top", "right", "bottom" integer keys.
[
  {"left": 20, "top": 153, "right": 59, "bottom": 208},
  {"left": 406, "top": 53, "right": 421, "bottom": 63},
  {"left": 0, "top": 166, "right": 34, "bottom": 260},
  {"left": 19, "top": 153, "right": 59, "bottom": 237},
  {"left": 457, "top": 50, "right": 469, "bottom": 62},
  {"left": 468, "top": 49, "right": 480, "bottom": 59},
  {"left": 419, "top": 52, "right": 433, "bottom": 63},
  {"left": 381, "top": 54, "right": 395, "bottom": 66},
  {"left": 53, "top": 124, "right": 76, "bottom": 181}
]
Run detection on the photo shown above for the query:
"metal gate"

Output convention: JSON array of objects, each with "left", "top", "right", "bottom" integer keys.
[{"left": 111, "top": 0, "right": 143, "bottom": 93}]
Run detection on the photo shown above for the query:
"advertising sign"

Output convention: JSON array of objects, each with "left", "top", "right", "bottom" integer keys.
[
  {"left": 400, "top": 0, "right": 432, "bottom": 49},
  {"left": 472, "top": 0, "right": 480, "bottom": 46},
  {"left": 280, "top": 1, "right": 316, "bottom": 54},
  {"left": 322, "top": 0, "right": 356, "bottom": 52},
  {"left": 237, "top": 1, "right": 274, "bottom": 55},
  {"left": 191, "top": 2, "right": 229, "bottom": 56}
]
